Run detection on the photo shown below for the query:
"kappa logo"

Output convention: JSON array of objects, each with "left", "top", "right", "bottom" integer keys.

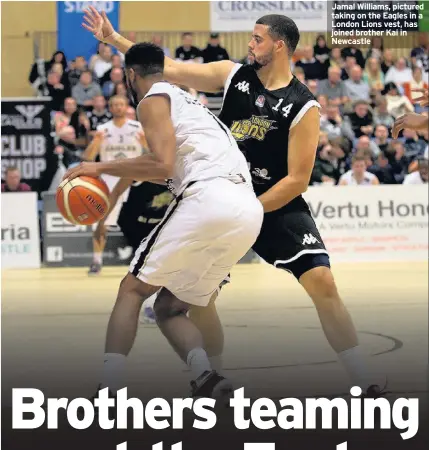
[
  {"left": 302, "top": 233, "right": 320, "bottom": 245},
  {"left": 15, "top": 105, "right": 45, "bottom": 121},
  {"left": 252, "top": 168, "right": 271, "bottom": 181},
  {"left": 235, "top": 81, "right": 250, "bottom": 94}
]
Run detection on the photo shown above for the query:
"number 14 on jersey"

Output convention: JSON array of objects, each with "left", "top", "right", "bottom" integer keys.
[
  {"left": 117, "top": 441, "right": 347, "bottom": 449},
  {"left": 272, "top": 98, "right": 293, "bottom": 118}
]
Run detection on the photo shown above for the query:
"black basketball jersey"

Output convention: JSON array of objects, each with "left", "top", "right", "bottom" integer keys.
[{"left": 219, "top": 64, "right": 319, "bottom": 213}]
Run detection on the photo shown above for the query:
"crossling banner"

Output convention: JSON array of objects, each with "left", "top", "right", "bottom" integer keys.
[
  {"left": 1, "top": 98, "right": 56, "bottom": 195},
  {"left": 303, "top": 184, "right": 428, "bottom": 262}
]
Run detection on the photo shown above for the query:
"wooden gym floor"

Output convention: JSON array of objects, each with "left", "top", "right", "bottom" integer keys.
[{"left": 1, "top": 262, "right": 428, "bottom": 405}]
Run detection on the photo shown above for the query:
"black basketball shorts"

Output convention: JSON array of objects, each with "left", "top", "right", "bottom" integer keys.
[{"left": 252, "top": 209, "right": 330, "bottom": 279}]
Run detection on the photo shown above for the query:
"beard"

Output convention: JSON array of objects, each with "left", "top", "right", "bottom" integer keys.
[
  {"left": 249, "top": 52, "right": 273, "bottom": 71},
  {"left": 126, "top": 82, "right": 139, "bottom": 107}
]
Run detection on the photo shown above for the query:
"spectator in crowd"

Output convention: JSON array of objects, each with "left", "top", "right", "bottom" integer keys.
[
  {"left": 345, "top": 100, "right": 374, "bottom": 139},
  {"left": 201, "top": 33, "right": 229, "bottom": 63},
  {"left": 345, "top": 65, "right": 370, "bottom": 102},
  {"left": 126, "top": 106, "right": 137, "bottom": 121},
  {"left": 341, "top": 44, "right": 365, "bottom": 68},
  {"left": 313, "top": 34, "right": 330, "bottom": 78},
  {"left": 93, "top": 45, "right": 113, "bottom": 79},
  {"left": 339, "top": 154, "right": 379, "bottom": 185},
  {"left": 373, "top": 124, "right": 390, "bottom": 154},
  {"left": 402, "top": 128, "right": 427, "bottom": 160},
  {"left": 1, "top": 167, "right": 31, "bottom": 192},
  {"left": 402, "top": 67, "right": 428, "bottom": 111},
  {"left": 293, "top": 67, "right": 306, "bottom": 83},
  {"left": 311, "top": 138, "right": 347, "bottom": 185},
  {"left": 328, "top": 47, "right": 344, "bottom": 69},
  {"left": 87, "top": 95, "right": 112, "bottom": 136},
  {"left": 381, "top": 49, "right": 396, "bottom": 74},
  {"left": 317, "top": 95, "right": 328, "bottom": 119},
  {"left": 363, "top": 57, "right": 385, "bottom": 92},
  {"left": 89, "top": 42, "right": 106, "bottom": 72},
  {"left": 341, "top": 55, "right": 357, "bottom": 80},
  {"left": 68, "top": 56, "right": 87, "bottom": 88},
  {"left": 113, "top": 82, "right": 128, "bottom": 97},
  {"left": 403, "top": 158, "right": 428, "bottom": 184},
  {"left": 72, "top": 71, "right": 102, "bottom": 108},
  {"left": 54, "top": 96, "right": 78, "bottom": 135},
  {"left": 373, "top": 96, "right": 395, "bottom": 129},
  {"left": 50, "top": 62, "right": 71, "bottom": 95},
  {"left": 383, "top": 82, "right": 414, "bottom": 119},
  {"left": 47, "top": 71, "right": 68, "bottom": 112},
  {"left": 306, "top": 79, "right": 318, "bottom": 97},
  {"left": 29, "top": 50, "right": 68, "bottom": 95},
  {"left": 175, "top": 32, "right": 202, "bottom": 62},
  {"left": 386, "top": 140, "right": 410, "bottom": 183},
  {"left": 366, "top": 37, "right": 384, "bottom": 61},
  {"left": 355, "top": 135, "right": 380, "bottom": 158},
  {"left": 99, "top": 54, "right": 124, "bottom": 85},
  {"left": 295, "top": 45, "right": 324, "bottom": 80},
  {"left": 410, "top": 32, "right": 429, "bottom": 82},
  {"left": 151, "top": 34, "right": 170, "bottom": 57},
  {"left": 102, "top": 67, "right": 124, "bottom": 98},
  {"left": 368, "top": 152, "right": 396, "bottom": 184},
  {"left": 320, "top": 104, "right": 350, "bottom": 139},
  {"left": 385, "top": 57, "right": 413, "bottom": 87},
  {"left": 317, "top": 66, "right": 349, "bottom": 109}
]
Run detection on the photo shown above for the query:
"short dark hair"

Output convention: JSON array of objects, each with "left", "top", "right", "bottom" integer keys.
[
  {"left": 182, "top": 32, "right": 193, "bottom": 38},
  {"left": 125, "top": 43, "right": 164, "bottom": 78},
  {"left": 255, "top": 14, "right": 300, "bottom": 55}
]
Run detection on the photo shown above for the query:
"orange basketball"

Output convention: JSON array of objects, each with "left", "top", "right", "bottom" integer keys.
[{"left": 56, "top": 176, "right": 110, "bottom": 225}]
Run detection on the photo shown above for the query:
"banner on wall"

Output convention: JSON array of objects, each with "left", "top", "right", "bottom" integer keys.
[
  {"left": 210, "top": 1, "right": 328, "bottom": 32},
  {"left": 303, "top": 185, "right": 428, "bottom": 263},
  {"left": 1, "top": 193, "right": 41, "bottom": 269},
  {"left": 1, "top": 97, "right": 56, "bottom": 195},
  {"left": 42, "top": 192, "right": 131, "bottom": 267},
  {"left": 57, "top": 1, "right": 120, "bottom": 61}
]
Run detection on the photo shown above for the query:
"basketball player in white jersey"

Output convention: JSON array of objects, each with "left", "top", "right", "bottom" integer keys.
[
  {"left": 339, "top": 155, "right": 380, "bottom": 186},
  {"left": 82, "top": 95, "right": 146, "bottom": 275},
  {"left": 63, "top": 43, "right": 263, "bottom": 398}
]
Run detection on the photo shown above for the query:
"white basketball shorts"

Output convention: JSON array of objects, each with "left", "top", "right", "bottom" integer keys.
[
  {"left": 129, "top": 177, "right": 263, "bottom": 306},
  {"left": 101, "top": 174, "right": 130, "bottom": 226}
]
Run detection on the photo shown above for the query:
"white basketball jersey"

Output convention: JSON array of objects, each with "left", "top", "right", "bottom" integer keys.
[
  {"left": 340, "top": 170, "right": 377, "bottom": 185},
  {"left": 141, "top": 82, "right": 252, "bottom": 195},
  {"left": 98, "top": 119, "right": 143, "bottom": 162}
]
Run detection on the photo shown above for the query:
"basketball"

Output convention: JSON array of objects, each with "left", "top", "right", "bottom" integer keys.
[{"left": 56, "top": 176, "right": 110, "bottom": 225}]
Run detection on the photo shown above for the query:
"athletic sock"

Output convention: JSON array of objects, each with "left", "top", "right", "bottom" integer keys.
[
  {"left": 101, "top": 353, "right": 126, "bottom": 393},
  {"left": 338, "top": 345, "right": 372, "bottom": 390},
  {"left": 208, "top": 355, "right": 223, "bottom": 374},
  {"left": 186, "top": 347, "right": 212, "bottom": 381},
  {"left": 93, "top": 252, "right": 103, "bottom": 265}
]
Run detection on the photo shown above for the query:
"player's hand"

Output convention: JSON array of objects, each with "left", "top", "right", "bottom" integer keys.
[
  {"left": 62, "top": 162, "right": 102, "bottom": 182},
  {"left": 82, "top": 6, "right": 115, "bottom": 42},
  {"left": 411, "top": 88, "right": 428, "bottom": 107},
  {"left": 392, "top": 113, "right": 428, "bottom": 138}
]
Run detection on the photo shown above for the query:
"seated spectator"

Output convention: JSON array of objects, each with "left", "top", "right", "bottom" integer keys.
[
  {"left": 29, "top": 50, "right": 68, "bottom": 96},
  {"left": 385, "top": 57, "right": 413, "bottom": 87},
  {"left": 402, "top": 128, "right": 428, "bottom": 160},
  {"left": 99, "top": 54, "right": 124, "bottom": 86},
  {"left": 68, "top": 56, "right": 87, "bottom": 88},
  {"left": 87, "top": 95, "right": 112, "bottom": 136},
  {"left": 386, "top": 140, "right": 410, "bottom": 183},
  {"left": 381, "top": 49, "right": 396, "bottom": 74},
  {"left": 126, "top": 106, "right": 137, "bottom": 121},
  {"left": 410, "top": 32, "right": 429, "bottom": 83},
  {"left": 102, "top": 67, "right": 124, "bottom": 99},
  {"left": 383, "top": 82, "right": 414, "bottom": 119},
  {"left": 339, "top": 154, "right": 379, "bottom": 185},
  {"left": 328, "top": 47, "right": 344, "bottom": 70},
  {"left": 372, "top": 124, "right": 390, "bottom": 155},
  {"left": 293, "top": 67, "right": 306, "bottom": 83},
  {"left": 320, "top": 104, "right": 347, "bottom": 139},
  {"left": 50, "top": 62, "right": 71, "bottom": 96},
  {"left": 46, "top": 71, "right": 68, "bottom": 112},
  {"left": 341, "top": 55, "right": 357, "bottom": 80},
  {"left": 313, "top": 35, "right": 330, "bottom": 78},
  {"left": 311, "top": 138, "right": 347, "bottom": 185},
  {"left": 72, "top": 71, "right": 102, "bottom": 108},
  {"left": 93, "top": 45, "right": 113, "bottom": 79},
  {"left": 345, "top": 65, "right": 370, "bottom": 102},
  {"left": 341, "top": 45, "right": 365, "bottom": 68},
  {"left": 1, "top": 167, "right": 31, "bottom": 192},
  {"left": 202, "top": 33, "right": 229, "bottom": 63},
  {"left": 368, "top": 152, "right": 396, "bottom": 184},
  {"left": 345, "top": 100, "right": 374, "bottom": 139},
  {"left": 402, "top": 67, "right": 429, "bottom": 112},
  {"left": 54, "top": 97, "right": 78, "bottom": 135},
  {"left": 317, "top": 95, "right": 328, "bottom": 120},
  {"left": 373, "top": 97, "right": 395, "bottom": 129},
  {"left": 295, "top": 45, "right": 325, "bottom": 80},
  {"left": 175, "top": 32, "right": 202, "bottom": 62},
  {"left": 151, "top": 34, "right": 170, "bottom": 57},
  {"left": 363, "top": 57, "right": 385, "bottom": 92},
  {"left": 317, "top": 66, "right": 349, "bottom": 109},
  {"left": 355, "top": 135, "right": 380, "bottom": 158},
  {"left": 306, "top": 79, "right": 318, "bottom": 97},
  {"left": 366, "top": 37, "right": 384, "bottom": 61},
  {"left": 403, "top": 158, "right": 428, "bottom": 184},
  {"left": 89, "top": 42, "right": 106, "bottom": 72},
  {"left": 113, "top": 82, "right": 128, "bottom": 97}
]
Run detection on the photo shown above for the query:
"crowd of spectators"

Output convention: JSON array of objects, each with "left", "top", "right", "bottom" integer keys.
[{"left": 27, "top": 31, "right": 428, "bottom": 187}]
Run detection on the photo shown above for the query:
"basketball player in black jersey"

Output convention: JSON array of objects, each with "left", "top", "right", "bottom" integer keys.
[{"left": 82, "top": 7, "right": 385, "bottom": 396}]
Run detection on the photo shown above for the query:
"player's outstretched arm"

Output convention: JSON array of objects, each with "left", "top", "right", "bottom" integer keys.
[
  {"left": 258, "top": 107, "right": 320, "bottom": 213},
  {"left": 82, "top": 6, "right": 234, "bottom": 93}
]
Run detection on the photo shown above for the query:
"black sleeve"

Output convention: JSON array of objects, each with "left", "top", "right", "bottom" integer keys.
[{"left": 175, "top": 47, "right": 181, "bottom": 59}]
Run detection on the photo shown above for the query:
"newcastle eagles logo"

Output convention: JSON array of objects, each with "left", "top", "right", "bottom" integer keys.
[{"left": 230, "top": 115, "right": 277, "bottom": 142}]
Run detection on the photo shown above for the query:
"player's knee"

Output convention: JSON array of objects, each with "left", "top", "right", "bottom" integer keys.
[
  {"left": 303, "top": 267, "right": 340, "bottom": 303},
  {"left": 154, "top": 288, "right": 189, "bottom": 322},
  {"left": 117, "top": 273, "right": 157, "bottom": 304}
]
